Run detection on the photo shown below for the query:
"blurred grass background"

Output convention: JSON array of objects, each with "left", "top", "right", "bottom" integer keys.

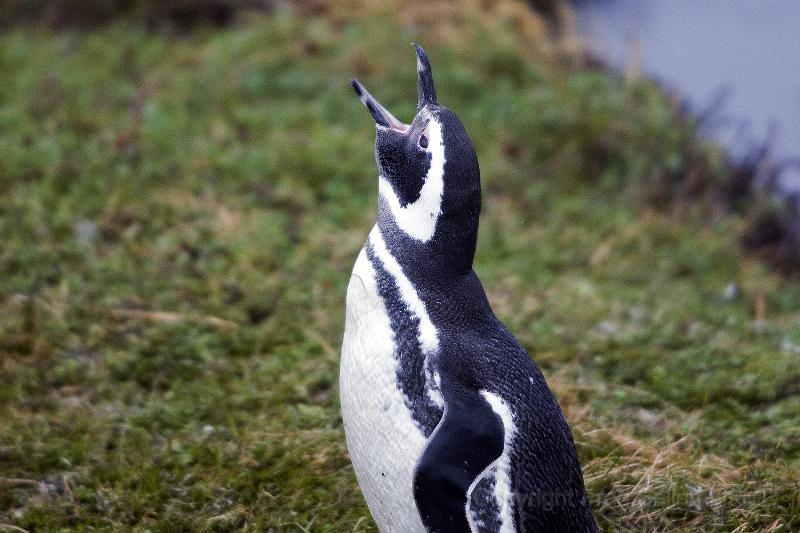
[{"left": 1, "top": 0, "right": 799, "bottom": 531}]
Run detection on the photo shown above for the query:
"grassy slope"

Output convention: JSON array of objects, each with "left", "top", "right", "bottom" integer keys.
[{"left": 1, "top": 1, "right": 798, "bottom": 531}]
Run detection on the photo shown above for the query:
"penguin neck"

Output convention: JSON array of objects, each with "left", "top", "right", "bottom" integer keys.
[{"left": 376, "top": 198, "right": 479, "bottom": 281}]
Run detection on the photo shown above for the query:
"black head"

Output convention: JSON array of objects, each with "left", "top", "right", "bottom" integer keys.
[{"left": 352, "top": 45, "right": 480, "bottom": 273}]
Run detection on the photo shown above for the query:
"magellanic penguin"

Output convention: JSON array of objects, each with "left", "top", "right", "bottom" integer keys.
[{"left": 340, "top": 45, "right": 598, "bottom": 533}]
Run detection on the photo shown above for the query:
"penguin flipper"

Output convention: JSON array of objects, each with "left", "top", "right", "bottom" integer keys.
[{"left": 413, "top": 390, "right": 505, "bottom": 532}]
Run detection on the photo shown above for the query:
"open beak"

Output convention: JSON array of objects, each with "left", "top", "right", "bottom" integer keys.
[
  {"left": 351, "top": 44, "right": 438, "bottom": 131},
  {"left": 350, "top": 79, "right": 409, "bottom": 131},
  {"left": 414, "top": 44, "right": 437, "bottom": 111}
]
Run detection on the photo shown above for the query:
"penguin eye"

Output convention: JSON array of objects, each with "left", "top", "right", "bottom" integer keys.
[{"left": 418, "top": 134, "right": 428, "bottom": 149}]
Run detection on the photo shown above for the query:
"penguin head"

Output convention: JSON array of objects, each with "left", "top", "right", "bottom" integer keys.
[{"left": 352, "top": 45, "right": 480, "bottom": 248}]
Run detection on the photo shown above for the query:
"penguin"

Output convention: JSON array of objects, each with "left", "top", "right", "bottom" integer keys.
[{"left": 340, "top": 45, "right": 598, "bottom": 533}]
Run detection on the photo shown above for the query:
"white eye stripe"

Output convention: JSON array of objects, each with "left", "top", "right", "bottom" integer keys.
[{"left": 378, "top": 114, "right": 445, "bottom": 243}]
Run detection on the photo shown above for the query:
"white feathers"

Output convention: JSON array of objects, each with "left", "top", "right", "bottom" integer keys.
[
  {"left": 466, "top": 460, "right": 500, "bottom": 532},
  {"left": 340, "top": 229, "right": 446, "bottom": 532},
  {"left": 378, "top": 113, "right": 446, "bottom": 243},
  {"left": 369, "top": 227, "right": 444, "bottom": 408},
  {"left": 474, "top": 391, "right": 517, "bottom": 533},
  {"left": 340, "top": 248, "right": 428, "bottom": 533}
]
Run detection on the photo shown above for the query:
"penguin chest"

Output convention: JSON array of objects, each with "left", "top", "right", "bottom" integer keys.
[{"left": 340, "top": 248, "right": 428, "bottom": 533}]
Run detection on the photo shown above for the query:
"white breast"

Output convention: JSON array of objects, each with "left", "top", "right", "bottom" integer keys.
[{"left": 340, "top": 244, "right": 427, "bottom": 533}]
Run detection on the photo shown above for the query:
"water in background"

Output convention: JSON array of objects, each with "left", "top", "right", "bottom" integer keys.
[{"left": 572, "top": 0, "right": 800, "bottom": 196}]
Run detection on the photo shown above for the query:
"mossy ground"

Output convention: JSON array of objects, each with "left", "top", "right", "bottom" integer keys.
[{"left": 1, "top": 1, "right": 798, "bottom": 531}]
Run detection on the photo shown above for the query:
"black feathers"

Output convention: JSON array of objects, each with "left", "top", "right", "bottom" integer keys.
[{"left": 365, "top": 242, "right": 443, "bottom": 436}]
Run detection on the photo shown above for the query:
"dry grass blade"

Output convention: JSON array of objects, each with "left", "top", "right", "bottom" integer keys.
[{"left": 108, "top": 308, "right": 237, "bottom": 330}]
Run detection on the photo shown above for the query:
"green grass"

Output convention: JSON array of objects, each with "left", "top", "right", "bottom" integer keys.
[{"left": 1, "top": 1, "right": 799, "bottom": 531}]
